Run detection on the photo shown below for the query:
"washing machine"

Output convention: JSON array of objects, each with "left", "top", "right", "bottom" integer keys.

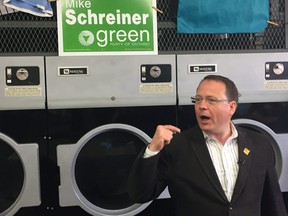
[
  {"left": 45, "top": 55, "right": 177, "bottom": 216},
  {"left": 0, "top": 57, "right": 46, "bottom": 215},
  {"left": 176, "top": 52, "right": 288, "bottom": 211}
]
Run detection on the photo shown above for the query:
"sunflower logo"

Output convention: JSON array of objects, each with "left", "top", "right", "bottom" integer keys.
[{"left": 78, "top": 30, "right": 94, "bottom": 46}]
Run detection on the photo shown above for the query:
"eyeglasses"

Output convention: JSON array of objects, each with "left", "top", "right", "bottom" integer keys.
[{"left": 191, "top": 96, "right": 230, "bottom": 105}]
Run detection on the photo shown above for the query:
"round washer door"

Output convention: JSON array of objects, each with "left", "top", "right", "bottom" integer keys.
[
  {"left": 232, "top": 119, "right": 282, "bottom": 178},
  {"left": 0, "top": 133, "right": 40, "bottom": 216},
  {"left": 57, "top": 124, "right": 154, "bottom": 216}
]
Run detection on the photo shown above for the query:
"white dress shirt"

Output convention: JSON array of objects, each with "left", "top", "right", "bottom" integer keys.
[{"left": 204, "top": 123, "right": 239, "bottom": 201}]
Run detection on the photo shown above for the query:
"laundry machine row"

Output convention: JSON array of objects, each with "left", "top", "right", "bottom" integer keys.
[
  {"left": 1, "top": 53, "right": 288, "bottom": 215},
  {"left": 0, "top": 55, "right": 177, "bottom": 216}
]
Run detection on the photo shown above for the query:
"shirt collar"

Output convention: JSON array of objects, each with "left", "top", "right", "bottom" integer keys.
[{"left": 203, "top": 122, "right": 238, "bottom": 141}]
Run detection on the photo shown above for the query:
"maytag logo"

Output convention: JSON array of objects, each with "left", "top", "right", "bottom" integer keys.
[
  {"left": 58, "top": 67, "right": 89, "bottom": 76},
  {"left": 189, "top": 64, "right": 217, "bottom": 73}
]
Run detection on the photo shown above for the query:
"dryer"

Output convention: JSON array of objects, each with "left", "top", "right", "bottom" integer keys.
[
  {"left": 0, "top": 57, "right": 46, "bottom": 215},
  {"left": 45, "top": 55, "right": 176, "bottom": 216},
  {"left": 176, "top": 52, "right": 288, "bottom": 211}
]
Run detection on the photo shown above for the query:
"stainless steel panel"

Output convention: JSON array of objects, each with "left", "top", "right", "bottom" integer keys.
[
  {"left": 177, "top": 53, "right": 288, "bottom": 105},
  {"left": 0, "top": 57, "right": 45, "bottom": 110},
  {"left": 46, "top": 55, "right": 176, "bottom": 109}
]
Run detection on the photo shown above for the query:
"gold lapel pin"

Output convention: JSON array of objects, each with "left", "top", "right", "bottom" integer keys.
[{"left": 243, "top": 148, "right": 250, "bottom": 155}]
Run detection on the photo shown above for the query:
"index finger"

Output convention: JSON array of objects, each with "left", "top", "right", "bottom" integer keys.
[{"left": 162, "top": 125, "right": 181, "bottom": 133}]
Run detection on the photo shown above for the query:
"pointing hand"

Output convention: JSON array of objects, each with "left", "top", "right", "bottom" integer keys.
[{"left": 148, "top": 125, "right": 181, "bottom": 152}]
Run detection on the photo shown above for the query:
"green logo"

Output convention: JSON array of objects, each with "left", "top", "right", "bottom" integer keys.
[{"left": 78, "top": 30, "right": 94, "bottom": 46}]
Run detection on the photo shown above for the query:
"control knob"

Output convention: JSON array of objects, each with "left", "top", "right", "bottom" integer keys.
[
  {"left": 273, "top": 63, "right": 284, "bottom": 75},
  {"left": 150, "top": 66, "right": 161, "bottom": 78}
]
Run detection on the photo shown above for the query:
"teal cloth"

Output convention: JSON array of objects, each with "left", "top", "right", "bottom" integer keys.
[{"left": 177, "top": 0, "right": 269, "bottom": 33}]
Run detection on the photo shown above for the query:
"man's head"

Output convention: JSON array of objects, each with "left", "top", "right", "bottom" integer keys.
[{"left": 193, "top": 75, "right": 239, "bottom": 139}]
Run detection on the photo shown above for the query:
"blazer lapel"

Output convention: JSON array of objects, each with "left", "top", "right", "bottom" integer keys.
[
  {"left": 189, "top": 126, "right": 228, "bottom": 202},
  {"left": 231, "top": 128, "right": 252, "bottom": 202}
]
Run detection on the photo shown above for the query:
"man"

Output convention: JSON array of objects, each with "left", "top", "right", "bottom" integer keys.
[{"left": 128, "top": 75, "right": 287, "bottom": 216}]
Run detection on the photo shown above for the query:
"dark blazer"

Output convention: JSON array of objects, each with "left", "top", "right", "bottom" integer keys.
[{"left": 128, "top": 125, "right": 288, "bottom": 216}]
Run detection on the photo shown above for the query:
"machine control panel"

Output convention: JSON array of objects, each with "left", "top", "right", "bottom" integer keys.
[
  {"left": 6, "top": 66, "right": 40, "bottom": 86},
  {"left": 265, "top": 62, "right": 288, "bottom": 80},
  {"left": 140, "top": 64, "right": 171, "bottom": 83}
]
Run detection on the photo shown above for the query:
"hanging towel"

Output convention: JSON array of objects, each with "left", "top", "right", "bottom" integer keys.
[
  {"left": 177, "top": 0, "right": 269, "bottom": 34},
  {"left": 3, "top": 0, "right": 53, "bottom": 17}
]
